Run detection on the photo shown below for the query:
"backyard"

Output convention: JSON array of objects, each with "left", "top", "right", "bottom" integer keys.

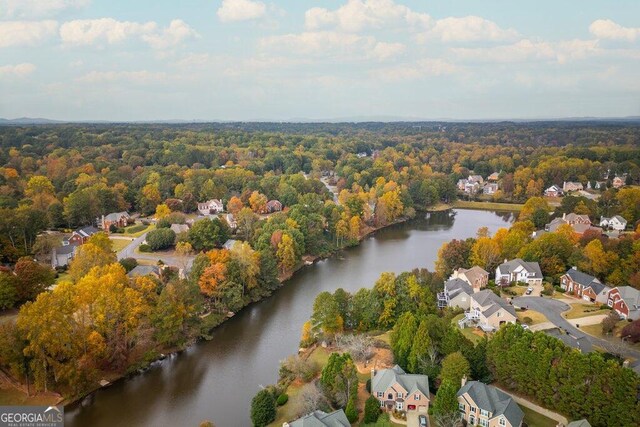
[{"left": 562, "top": 303, "right": 610, "bottom": 320}]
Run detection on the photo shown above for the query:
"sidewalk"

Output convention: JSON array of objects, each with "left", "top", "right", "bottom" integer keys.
[
  {"left": 567, "top": 314, "right": 607, "bottom": 327},
  {"left": 493, "top": 385, "right": 568, "bottom": 425}
]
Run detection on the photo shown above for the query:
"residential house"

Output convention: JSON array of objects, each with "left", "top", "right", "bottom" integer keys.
[
  {"left": 544, "top": 185, "right": 563, "bottom": 197},
  {"left": 438, "top": 278, "right": 474, "bottom": 310},
  {"left": 451, "top": 266, "right": 489, "bottom": 292},
  {"left": 356, "top": 152, "right": 368, "bottom": 158},
  {"left": 599, "top": 215, "right": 627, "bottom": 231},
  {"left": 564, "top": 213, "right": 591, "bottom": 226},
  {"left": 563, "top": 181, "right": 584, "bottom": 192},
  {"left": 613, "top": 176, "right": 625, "bottom": 189},
  {"left": 371, "top": 365, "right": 429, "bottom": 412},
  {"left": 284, "top": 409, "right": 350, "bottom": 427},
  {"left": 607, "top": 286, "right": 640, "bottom": 320},
  {"left": 468, "top": 175, "right": 484, "bottom": 185},
  {"left": 487, "top": 172, "right": 500, "bottom": 182},
  {"left": 495, "top": 259, "right": 543, "bottom": 286},
  {"left": 467, "top": 290, "right": 517, "bottom": 330},
  {"left": 560, "top": 267, "right": 606, "bottom": 302},
  {"left": 64, "top": 226, "right": 99, "bottom": 245},
  {"left": 127, "top": 265, "right": 161, "bottom": 280},
  {"left": 266, "top": 199, "right": 283, "bottom": 213},
  {"left": 457, "top": 378, "right": 524, "bottom": 427},
  {"left": 545, "top": 213, "right": 601, "bottom": 236},
  {"left": 170, "top": 223, "right": 190, "bottom": 235},
  {"left": 464, "top": 181, "right": 481, "bottom": 194},
  {"left": 100, "top": 212, "right": 130, "bottom": 230},
  {"left": 51, "top": 244, "right": 78, "bottom": 268},
  {"left": 457, "top": 178, "right": 468, "bottom": 191},
  {"left": 197, "top": 199, "right": 224, "bottom": 215},
  {"left": 594, "top": 181, "right": 607, "bottom": 190},
  {"left": 576, "top": 190, "right": 599, "bottom": 201},
  {"left": 483, "top": 183, "right": 499, "bottom": 195},
  {"left": 224, "top": 213, "right": 237, "bottom": 230}
]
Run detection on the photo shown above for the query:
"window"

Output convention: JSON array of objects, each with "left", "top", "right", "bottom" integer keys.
[
  {"left": 479, "top": 419, "right": 488, "bottom": 427},
  {"left": 414, "top": 393, "right": 420, "bottom": 400},
  {"left": 397, "top": 392, "right": 403, "bottom": 399},
  {"left": 396, "top": 401, "right": 403, "bottom": 410},
  {"left": 380, "top": 400, "right": 384, "bottom": 408},
  {"left": 499, "top": 417, "right": 506, "bottom": 426},
  {"left": 470, "top": 407, "right": 476, "bottom": 413},
  {"left": 480, "top": 409, "right": 489, "bottom": 417},
  {"left": 458, "top": 403, "right": 466, "bottom": 412},
  {"left": 469, "top": 415, "right": 475, "bottom": 425},
  {"left": 377, "top": 392, "right": 383, "bottom": 398}
]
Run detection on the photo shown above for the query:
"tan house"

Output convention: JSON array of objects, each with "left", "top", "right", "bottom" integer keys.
[
  {"left": 613, "top": 176, "right": 625, "bottom": 189},
  {"left": 371, "top": 365, "right": 429, "bottom": 412},
  {"left": 451, "top": 266, "right": 489, "bottom": 292},
  {"left": 468, "top": 290, "right": 517, "bottom": 331},
  {"left": 438, "top": 278, "right": 474, "bottom": 310},
  {"left": 457, "top": 378, "right": 524, "bottom": 427},
  {"left": 563, "top": 181, "right": 584, "bottom": 192}
]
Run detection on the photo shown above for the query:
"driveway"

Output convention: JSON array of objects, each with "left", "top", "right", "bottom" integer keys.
[
  {"left": 116, "top": 232, "right": 195, "bottom": 273},
  {"left": 513, "top": 296, "right": 640, "bottom": 372},
  {"left": 406, "top": 409, "right": 428, "bottom": 427}
]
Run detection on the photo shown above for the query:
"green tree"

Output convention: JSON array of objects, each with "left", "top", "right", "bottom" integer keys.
[
  {"left": 188, "top": 218, "right": 230, "bottom": 251},
  {"left": 432, "top": 380, "right": 459, "bottom": 420},
  {"left": 250, "top": 389, "right": 276, "bottom": 427},
  {"left": 408, "top": 320, "right": 432, "bottom": 373},
  {"left": 390, "top": 312, "right": 418, "bottom": 369},
  {"left": 311, "top": 291, "right": 343, "bottom": 336},
  {"left": 364, "top": 394, "right": 381, "bottom": 423},
  {"left": 320, "top": 352, "right": 358, "bottom": 407},
  {"left": 0, "top": 273, "right": 17, "bottom": 309},
  {"left": 439, "top": 351, "right": 470, "bottom": 387},
  {"left": 146, "top": 228, "right": 176, "bottom": 251}
]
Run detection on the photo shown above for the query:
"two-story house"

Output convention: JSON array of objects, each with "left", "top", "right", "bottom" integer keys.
[
  {"left": 451, "top": 266, "right": 489, "bottom": 292},
  {"left": 544, "top": 185, "right": 563, "bottom": 197},
  {"left": 495, "top": 259, "right": 543, "bottom": 286},
  {"left": 607, "top": 286, "right": 640, "bottom": 320},
  {"left": 599, "top": 215, "right": 627, "bottom": 231},
  {"left": 100, "top": 211, "right": 130, "bottom": 230},
  {"left": 51, "top": 243, "right": 78, "bottom": 268},
  {"left": 560, "top": 267, "right": 609, "bottom": 303},
  {"left": 468, "top": 290, "right": 517, "bottom": 331},
  {"left": 612, "top": 176, "right": 625, "bottom": 189},
  {"left": 457, "top": 378, "right": 524, "bottom": 427},
  {"left": 438, "top": 278, "right": 474, "bottom": 310},
  {"left": 64, "top": 226, "right": 99, "bottom": 246},
  {"left": 198, "top": 199, "right": 224, "bottom": 215},
  {"left": 371, "top": 365, "right": 429, "bottom": 412},
  {"left": 266, "top": 200, "right": 283, "bottom": 213},
  {"left": 483, "top": 183, "right": 499, "bottom": 195},
  {"left": 563, "top": 181, "right": 584, "bottom": 192}
]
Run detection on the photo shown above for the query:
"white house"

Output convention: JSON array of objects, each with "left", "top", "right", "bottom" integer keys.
[
  {"left": 495, "top": 259, "right": 543, "bottom": 286},
  {"left": 544, "top": 185, "right": 563, "bottom": 197},
  {"left": 599, "top": 215, "right": 627, "bottom": 231},
  {"left": 197, "top": 199, "right": 224, "bottom": 215}
]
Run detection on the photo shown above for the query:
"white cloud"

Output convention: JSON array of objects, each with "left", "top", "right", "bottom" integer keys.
[
  {"left": 305, "top": 0, "right": 431, "bottom": 32},
  {"left": 217, "top": 0, "right": 266, "bottom": 22},
  {"left": 590, "top": 19, "right": 640, "bottom": 42},
  {"left": 371, "top": 58, "right": 459, "bottom": 81},
  {"left": 60, "top": 18, "right": 156, "bottom": 46},
  {"left": 0, "top": 20, "right": 58, "bottom": 48},
  {"left": 259, "top": 31, "right": 374, "bottom": 58},
  {"left": 0, "top": 63, "right": 36, "bottom": 77},
  {"left": 452, "top": 39, "right": 599, "bottom": 64},
  {"left": 370, "top": 42, "right": 405, "bottom": 61},
  {"left": 419, "top": 16, "right": 519, "bottom": 43},
  {"left": 76, "top": 70, "right": 167, "bottom": 84},
  {"left": 0, "top": 0, "right": 89, "bottom": 19},
  {"left": 142, "top": 19, "right": 198, "bottom": 49}
]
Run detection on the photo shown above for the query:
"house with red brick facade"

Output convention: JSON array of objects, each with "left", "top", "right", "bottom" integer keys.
[
  {"left": 63, "top": 226, "right": 99, "bottom": 246},
  {"left": 607, "top": 286, "right": 640, "bottom": 320},
  {"left": 560, "top": 267, "right": 609, "bottom": 303},
  {"left": 100, "top": 211, "right": 130, "bottom": 230},
  {"left": 371, "top": 365, "right": 429, "bottom": 413}
]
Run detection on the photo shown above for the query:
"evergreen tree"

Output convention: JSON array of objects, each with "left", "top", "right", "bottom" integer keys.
[
  {"left": 390, "top": 311, "right": 417, "bottom": 369},
  {"left": 439, "top": 352, "right": 470, "bottom": 387},
  {"left": 408, "top": 320, "right": 432, "bottom": 373},
  {"left": 364, "top": 395, "right": 381, "bottom": 423},
  {"left": 250, "top": 389, "right": 276, "bottom": 427},
  {"left": 432, "top": 380, "right": 459, "bottom": 418}
]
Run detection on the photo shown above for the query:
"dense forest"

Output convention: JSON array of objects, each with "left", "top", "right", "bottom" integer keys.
[{"left": 0, "top": 121, "right": 639, "bottom": 405}]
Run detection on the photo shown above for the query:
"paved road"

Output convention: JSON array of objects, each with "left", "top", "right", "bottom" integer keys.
[
  {"left": 117, "top": 232, "right": 148, "bottom": 260},
  {"left": 320, "top": 176, "right": 340, "bottom": 204},
  {"left": 116, "top": 232, "right": 194, "bottom": 272},
  {"left": 513, "top": 296, "right": 640, "bottom": 372}
]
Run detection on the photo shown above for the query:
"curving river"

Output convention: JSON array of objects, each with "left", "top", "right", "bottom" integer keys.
[{"left": 66, "top": 209, "right": 515, "bottom": 427}]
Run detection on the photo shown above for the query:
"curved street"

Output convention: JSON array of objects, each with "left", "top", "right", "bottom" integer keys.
[{"left": 512, "top": 296, "right": 640, "bottom": 372}]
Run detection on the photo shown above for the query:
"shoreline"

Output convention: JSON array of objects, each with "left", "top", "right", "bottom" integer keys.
[
  {"left": 438, "top": 200, "right": 524, "bottom": 212},
  {"left": 58, "top": 213, "right": 417, "bottom": 409}
]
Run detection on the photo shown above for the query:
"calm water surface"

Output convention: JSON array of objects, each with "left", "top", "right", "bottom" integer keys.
[{"left": 66, "top": 209, "right": 514, "bottom": 427}]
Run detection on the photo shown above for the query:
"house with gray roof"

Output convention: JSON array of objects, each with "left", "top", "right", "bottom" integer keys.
[
  {"left": 223, "top": 239, "right": 238, "bottom": 250},
  {"left": 457, "top": 379, "right": 524, "bottom": 427},
  {"left": 100, "top": 211, "right": 130, "bottom": 230},
  {"left": 607, "top": 286, "right": 640, "bottom": 320},
  {"left": 495, "top": 259, "right": 543, "bottom": 286},
  {"left": 451, "top": 266, "right": 489, "bottom": 292},
  {"left": 170, "top": 223, "right": 190, "bottom": 235},
  {"left": 468, "top": 290, "right": 517, "bottom": 331},
  {"left": 544, "top": 328, "right": 593, "bottom": 353},
  {"left": 438, "top": 278, "right": 474, "bottom": 310},
  {"left": 64, "top": 226, "right": 99, "bottom": 246},
  {"left": 371, "top": 365, "right": 429, "bottom": 412},
  {"left": 127, "top": 265, "right": 161, "bottom": 279},
  {"left": 51, "top": 243, "right": 78, "bottom": 268},
  {"left": 560, "top": 267, "right": 607, "bottom": 303},
  {"left": 284, "top": 409, "right": 350, "bottom": 427},
  {"left": 599, "top": 215, "right": 627, "bottom": 231}
]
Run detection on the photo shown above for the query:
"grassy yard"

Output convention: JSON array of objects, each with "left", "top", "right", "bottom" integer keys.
[
  {"left": 452, "top": 200, "right": 524, "bottom": 212},
  {"left": 562, "top": 304, "right": 610, "bottom": 320},
  {"left": 110, "top": 238, "right": 133, "bottom": 252},
  {"left": 269, "top": 380, "right": 306, "bottom": 427},
  {"left": 521, "top": 405, "right": 558, "bottom": 427},
  {"left": 374, "top": 331, "right": 391, "bottom": 345},
  {"left": 360, "top": 413, "right": 404, "bottom": 426},
  {"left": 452, "top": 314, "right": 486, "bottom": 344},
  {"left": 121, "top": 223, "right": 155, "bottom": 237},
  {"left": 517, "top": 309, "right": 549, "bottom": 326}
]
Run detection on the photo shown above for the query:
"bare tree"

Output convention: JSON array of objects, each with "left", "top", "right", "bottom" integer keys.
[
  {"left": 334, "top": 334, "right": 374, "bottom": 362},
  {"left": 298, "top": 382, "right": 329, "bottom": 417},
  {"left": 434, "top": 413, "right": 463, "bottom": 427}
]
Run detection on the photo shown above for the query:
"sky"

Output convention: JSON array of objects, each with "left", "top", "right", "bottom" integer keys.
[{"left": 1, "top": 0, "right": 639, "bottom": 121}]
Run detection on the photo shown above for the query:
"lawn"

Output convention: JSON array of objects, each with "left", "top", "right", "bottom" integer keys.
[
  {"left": 122, "top": 223, "right": 155, "bottom": 237},
  {"left": 452, "top": 200, "right": 524, "bottom": 212},
  {"left": 562, "top": 304, "right": 610, "bottom": 320},
  {"left": 360, "top": 413, "right": 404, "bottom": 426},
  {"left": 269, "top": 380, "right": 305, "bottom": 427},
  {"left": 452, "top": 314, "right": 486, "bottom": 344},
  {"left": 374, "top": 331, "right": 391, "bottom": 345},
  {"left": 521, "top": 405, "right": 558, "bottom": 427},
  {"left": 517, "top": 309, "right": 549, "bottom": 326},
  {"left": 110, "top": 238, "right": 133, "bottom": 253}
]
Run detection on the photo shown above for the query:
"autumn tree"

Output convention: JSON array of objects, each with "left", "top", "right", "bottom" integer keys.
[
  {"left": 439, "top": 351, "right": 471, "bottom": 387},
  {"left": 227, "top": 196, "right": 243, "bottom": 214},
  {"left": 276, "top": 233, "right": 297, "bottom": 273},
  {"left": 470, "top": 237, "right": 501, "bottom": 271},
  {"left": 249, "top": 191, "right": 268, "bottom": 214}
]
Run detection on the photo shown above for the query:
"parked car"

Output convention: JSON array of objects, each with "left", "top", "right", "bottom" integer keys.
[
  {"left": 522, "top": 324, "right": 530, "bottom": 330},
  {"left": 525, "top": 287, "right": 533, "bottom": 295},
  {"left": 419, "top": 414, "right": 428, "bottom": 427}
]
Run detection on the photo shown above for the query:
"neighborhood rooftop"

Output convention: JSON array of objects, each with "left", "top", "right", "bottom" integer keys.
[{"left": 458, "top": 380, "right": 524, "bottom": 427}]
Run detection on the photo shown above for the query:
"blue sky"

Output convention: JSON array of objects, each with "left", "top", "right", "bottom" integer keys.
[{"left": 1, "top": 0, "right": 639, "bottom": 121}]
